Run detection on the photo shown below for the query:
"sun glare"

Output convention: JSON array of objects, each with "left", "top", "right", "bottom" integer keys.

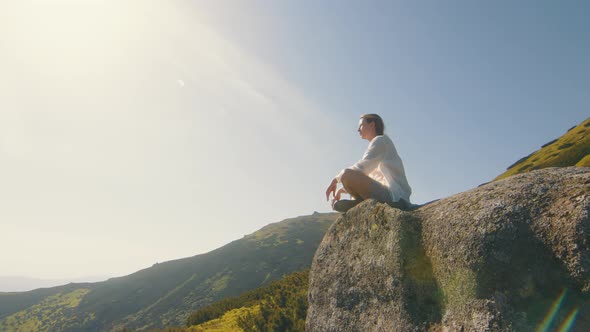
[
  {"left": 0, "top": 0, "right": 201, "bottom": 97},
  {"left": 4, "top": 1, "right": 139, "bottom": 72}
]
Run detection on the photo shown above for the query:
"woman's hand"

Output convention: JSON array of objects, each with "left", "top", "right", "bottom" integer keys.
[
  {"left": 334, "top": 188, "right": 347, "bottom": 202},
  {"left": 331, "top": 188, "right": 348, "bottom": 209},
  {"left": 325, "top": 178, "right": 338, "bottom": 201}
]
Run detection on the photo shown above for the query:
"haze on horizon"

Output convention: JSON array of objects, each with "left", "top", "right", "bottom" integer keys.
[{"left": 1, "top": 0, "right": 588, "bottom": 289}]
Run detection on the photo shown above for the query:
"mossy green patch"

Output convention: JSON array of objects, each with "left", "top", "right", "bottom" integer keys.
[
  {"left": 576, "top": 154, "right": 590, "bottom": 167},
  {"left": 440, "top": 268, "right": 477, "bottom": 310},
  {"left": 496, "top": 117, "right": 590, "bottom": 180}
]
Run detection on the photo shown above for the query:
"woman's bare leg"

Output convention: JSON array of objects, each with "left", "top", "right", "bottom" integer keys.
[{"left": 340, "top": 169, "right": 390, "bottom": 202}]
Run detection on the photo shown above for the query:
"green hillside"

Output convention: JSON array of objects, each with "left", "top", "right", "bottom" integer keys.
[
  {"left": 0, "top": 212, "right": 336, "bottom": 331},
  {"left": 189, "top": 269, "right": 308, "bottom": 331},
  {"left": 496, "top": 117, "right": 590, "bottom": 180},
  {"left": 0, "top": 283, "right": 92, "bottom": 325},
  {"left": 154, "top": 270, "right": 309, "bottom": 332}
]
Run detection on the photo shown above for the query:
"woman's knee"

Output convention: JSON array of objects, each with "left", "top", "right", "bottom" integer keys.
[{"left": 341, "top": 168, "right": 358, "bottom": 185}]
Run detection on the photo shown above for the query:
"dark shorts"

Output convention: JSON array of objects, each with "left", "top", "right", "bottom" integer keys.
[{"left": 368, "top": 179, "right": 393, "bottom": 203}]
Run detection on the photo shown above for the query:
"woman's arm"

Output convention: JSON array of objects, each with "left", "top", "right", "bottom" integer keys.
[{"left": 334, "top": 137, "right": 386, "bottom": 182}]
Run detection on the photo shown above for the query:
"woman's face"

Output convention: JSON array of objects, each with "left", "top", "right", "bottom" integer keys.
[{"left": 357, "top": 118, "right": 375, "bottom": 140}]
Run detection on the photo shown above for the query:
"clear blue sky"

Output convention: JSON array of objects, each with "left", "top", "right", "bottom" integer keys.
[
  {"left": 0, "top": 0, "right": 588, "bottom": 283},
  {"left": 198, "top": 0, "right": 589, "bottom": 199}
]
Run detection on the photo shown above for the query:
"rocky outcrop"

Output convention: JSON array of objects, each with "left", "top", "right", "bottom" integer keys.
[{"left": 307, "top": 167, "right": 590, "bottom": 331}]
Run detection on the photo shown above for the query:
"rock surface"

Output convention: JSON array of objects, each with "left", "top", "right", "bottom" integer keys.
[{"left": 307, "top": 167, "right": 590, "bottom": 331}]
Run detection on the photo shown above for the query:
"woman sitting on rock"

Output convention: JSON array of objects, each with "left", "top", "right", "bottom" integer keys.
[{"left": 325, "top": 114, "right": 413, "bottom": 212}]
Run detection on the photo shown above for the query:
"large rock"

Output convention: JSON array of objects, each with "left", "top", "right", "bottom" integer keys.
[{"left": 307, "top": 167, "right": 590, "bottom": 331}]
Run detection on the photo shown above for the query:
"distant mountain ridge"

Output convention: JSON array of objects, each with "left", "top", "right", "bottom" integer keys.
[
  {"left": 0, "top": 212, "right": 337, "bottom": 331},
  {"left": 0, "top": 276, "right": 110, "bottom": 293}
]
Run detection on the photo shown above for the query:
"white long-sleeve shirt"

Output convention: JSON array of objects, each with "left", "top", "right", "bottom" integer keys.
[{"left": 335, "top": 135, "right": 412, "bottom": 203}]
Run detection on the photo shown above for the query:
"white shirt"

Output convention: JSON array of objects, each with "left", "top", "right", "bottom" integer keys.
[{"left": 335, "top": 135, "right": 412, "bottom": 203}]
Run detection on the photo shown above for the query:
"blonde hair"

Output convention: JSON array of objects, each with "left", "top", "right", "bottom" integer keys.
[{"left": 361, "top": 114, "right": 385, "bottom": 135}]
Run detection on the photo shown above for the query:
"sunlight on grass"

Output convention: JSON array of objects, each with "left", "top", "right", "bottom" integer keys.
[
  {"left": 576, "top": 154, "right": 590, "bottom": 167},
  {"left": 496, "top": 118, "right": 590, "bottom": 180},
  {"left": 191, "top": 305, "right": 260, "bottom": 332}
]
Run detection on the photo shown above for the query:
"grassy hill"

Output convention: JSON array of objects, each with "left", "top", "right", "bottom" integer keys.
[
  {"left": 188, "top": 270, "right": 308, "bottom": 332},
  {"left": 0, "top": 212, "right": 337, "bottom": 331},
  {"left": 152, "top": 270, "right": 309, "bottom": 332},
  {"left": 496, "top": 117, "right": 590, "bottom": 180}
]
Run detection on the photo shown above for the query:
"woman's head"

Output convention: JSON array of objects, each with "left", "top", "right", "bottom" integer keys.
[{"left": 359, "top": 114, "right": 385, "bottom": 137}]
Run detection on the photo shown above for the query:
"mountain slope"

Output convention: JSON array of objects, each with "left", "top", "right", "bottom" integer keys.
[
  {"left": 496, "top": 117, "right": 590, "bottom": 180},
  {"left": 151, "top": 270, "right": 309, "bottom": 332},
  {"left": 0, "top": 212, "right": 337, "bottom": 331},
  {"left": 187, "top": 270, "right": 309, "bottom": 331}
]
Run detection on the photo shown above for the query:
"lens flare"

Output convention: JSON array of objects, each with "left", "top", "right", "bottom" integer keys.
[
  {"left": 535, "top": 289, "right": 567, "bottom": 332},
  {"left": 557, "top": 308, "right": 579, "bottom": 332}
]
